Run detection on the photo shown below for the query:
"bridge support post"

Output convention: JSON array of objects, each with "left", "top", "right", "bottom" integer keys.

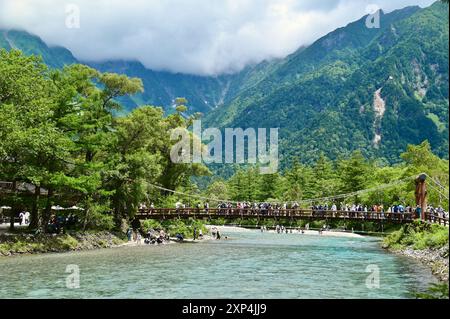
[{"left": 415, "top": 174, "right": 427, "bottom": 221}]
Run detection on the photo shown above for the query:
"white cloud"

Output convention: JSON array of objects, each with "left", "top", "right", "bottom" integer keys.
[{"left": 0, "top": 0, "right": 435, "bottom": 75}]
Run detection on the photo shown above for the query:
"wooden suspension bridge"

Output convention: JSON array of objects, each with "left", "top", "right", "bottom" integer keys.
[
  {"left": 135, "top": 208, "right": 448, "bottom": 226},
  {"left": 1, "top": 173, "right": 449, "bottom": 226},
  {"left": 134, "top": 174, "right": 448, "bottom": 225}
]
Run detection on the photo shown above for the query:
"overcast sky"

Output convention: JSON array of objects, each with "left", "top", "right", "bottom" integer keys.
[{"left": 0, "top": 0, "right": 435, "bottom": 75}]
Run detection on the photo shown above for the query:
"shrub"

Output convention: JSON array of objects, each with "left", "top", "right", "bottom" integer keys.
[
  {"left": 141, "top": 219, "right": 163, "bottom": 232},
  {"left": 383, "top": 221, "right": 449, "bottom": 250},
  {"left": 55, "top": 235, "right": 79, "bottom": 250}
]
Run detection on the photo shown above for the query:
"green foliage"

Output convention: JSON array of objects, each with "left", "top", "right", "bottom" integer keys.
[
  {"left": 140, "top": 218, "right": 208, "bottom": 239},
  {"left": 414, "top": 283, "right": 449, "bottom": 299},
  {"left": 0, "top": 49, "right": 209, "bottom": 232},
  {"left": 208, "top": 142, "right": 448, "bottom": 213},
  {"left": 141, "top": 219, "right": 163, "bottom": 232},
  {"left": 383, "top": 220, "right": 449, "bottom": 250}
]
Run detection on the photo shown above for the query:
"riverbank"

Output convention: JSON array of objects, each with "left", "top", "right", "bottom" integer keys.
[
  {"left": 0, "top": 231, "right": 126, "bottom": 257},
  {"left": 388, "top": 246, "right": 449, "bottom": 282},
  {"left": 381, "top": 221, "right": 449, "bottom": 282}
]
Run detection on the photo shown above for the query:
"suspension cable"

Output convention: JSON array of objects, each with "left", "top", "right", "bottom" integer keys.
[{"left": 147, "top": 175, "right": 418, "bottom": 206}]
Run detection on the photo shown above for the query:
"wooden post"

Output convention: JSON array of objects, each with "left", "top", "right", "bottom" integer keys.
[{"left": 415, "top": 174, "right": 427, "bottom": 221}]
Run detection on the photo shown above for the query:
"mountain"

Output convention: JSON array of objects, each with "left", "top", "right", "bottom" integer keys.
[
  {"left": 88, "top": 60, "right": 237, "bottom": 113},
  {"left": 204, "top": 2, "right": 449, "bottom": 165},
  {"left": 0, "top": 29, "right": 77, "bottom": 68},
  {"left": 0, "top": 28, "right": 285, "bottom": 114},
  {"left": 0, "top": 30, "right": 225, "bottom": 113},
  {"left": 1, "top": 2, "right": 448, "bottom": 167}
]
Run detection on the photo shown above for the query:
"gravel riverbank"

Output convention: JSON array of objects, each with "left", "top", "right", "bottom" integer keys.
[{"left": 386, "top": 245, "right": 449, "bottom": 282}]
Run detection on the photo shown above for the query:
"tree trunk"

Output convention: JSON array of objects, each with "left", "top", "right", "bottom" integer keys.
[
  {"left": 82, "top": 197, "right": 91, "bottom": 231},
  {"left": 29, "top": 185, "right": 40, "bottom": 229},
  {"left": 41, "top": 187, "right": 54, "bottom": 232},
  {"left": 112, "top": 190, "right": 124, "bottom": 230},
  {"left": 9, "top": 180, "right": 17, "bottom": 231},
  {"left": 86, "top": 150, "right": 94, "bottom": 163}
]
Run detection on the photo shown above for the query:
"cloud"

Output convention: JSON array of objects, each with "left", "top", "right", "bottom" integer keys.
[{"left": 0, "top": 0, "right": 435, "bottom": 75}]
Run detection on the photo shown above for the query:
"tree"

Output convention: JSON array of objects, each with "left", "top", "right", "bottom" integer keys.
[
  {"left": 337, "top": 151, "right": 371, "bottom": 202},
  {"left": 283, "top": 160, "right": 314, "bottom": 202},
  {"left": 401, "top": 141, "right": 449, "bottom": 209},
  {"left": 205, "top": 180, "right": 230, "bottom": 202},
  {"left": 0, "top": 50, "right": 70, "bottom": 230},
  {"left": 311, "top": 153, "right": 337, "bottom": 198},
  {"left": 105, "top": 106, "right": 165, "bottom": 227}
]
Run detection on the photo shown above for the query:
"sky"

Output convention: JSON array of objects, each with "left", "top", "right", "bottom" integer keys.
[{"left": 0, "top": 0, "right": 436, "bottom": 75}]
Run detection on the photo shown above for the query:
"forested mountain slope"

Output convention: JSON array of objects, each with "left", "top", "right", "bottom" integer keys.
[{"left": 204, "top": 2, "right": 449, "bottom": 165}]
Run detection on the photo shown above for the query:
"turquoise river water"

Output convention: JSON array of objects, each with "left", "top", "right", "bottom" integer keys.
[{"left": 0, "top": 229, "right": 437, "bottom": 298}]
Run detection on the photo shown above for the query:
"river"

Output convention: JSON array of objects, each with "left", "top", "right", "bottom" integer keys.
[{"left": 0, "top": 229, "right": 437, "bottom": 298}]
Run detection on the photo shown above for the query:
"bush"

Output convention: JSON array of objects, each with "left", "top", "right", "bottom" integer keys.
[
  {"left": 141, "top": 219, "right": 163, "bottom": 232},
  {"left": 55, "top": 235, "right": 79, "bottom": 250},
  {"left": 414, "top": 283, "right": 449, "bottom": 299},
  {"left": 383, "top": 221, "right": 449, "bottom": 250}
]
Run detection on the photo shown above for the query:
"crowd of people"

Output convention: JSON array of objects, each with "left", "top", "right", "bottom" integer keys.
[
  {"left": 127, "top": 227, "right": 170, "bottom": 245},
  {"left": 148, "top": 201, "right": 448, "bottom": 220},
  {"left": 46, "top": 214, "right": 80, "bottom": 234},
  {"left": 261, "top": 224, "right": 330, "bottom": 234}
]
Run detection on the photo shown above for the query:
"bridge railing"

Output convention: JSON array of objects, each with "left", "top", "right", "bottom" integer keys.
[
  {"left": 136, "top": 208, "right": 415, "bottom": 222},
  {"left": 424, "top": 212, "right": 449, "bottom": 226},
  {"left": 0, "top": 181, "right": 14, "bottom": 190}
]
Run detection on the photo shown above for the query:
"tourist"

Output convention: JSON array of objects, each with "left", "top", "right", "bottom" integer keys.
[
  {"left": 127, "top": 228, "right": 133, "bottom": 241},
  {"left": 150, "top": 203, "right": 155, "bottom": 214},
  {"left": 193, "top": 227, "right": 197, "bottom": 240},
  {"left": 24, "top": 211, "right": 30, "bottom": 224},
  {"left": 19, "top": 211, "right": 25, "bottom": 225},
  {"left": 415, "top": 205, "right": 422, "bottom": 219},
  {"left": 136, "top": 232, "right": 142, "bottom": 245}
]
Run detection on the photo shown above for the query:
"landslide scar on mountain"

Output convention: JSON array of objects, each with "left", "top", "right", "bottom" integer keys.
[{"left": 372, "top": 88, "right": 386, "bottom": 148}]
